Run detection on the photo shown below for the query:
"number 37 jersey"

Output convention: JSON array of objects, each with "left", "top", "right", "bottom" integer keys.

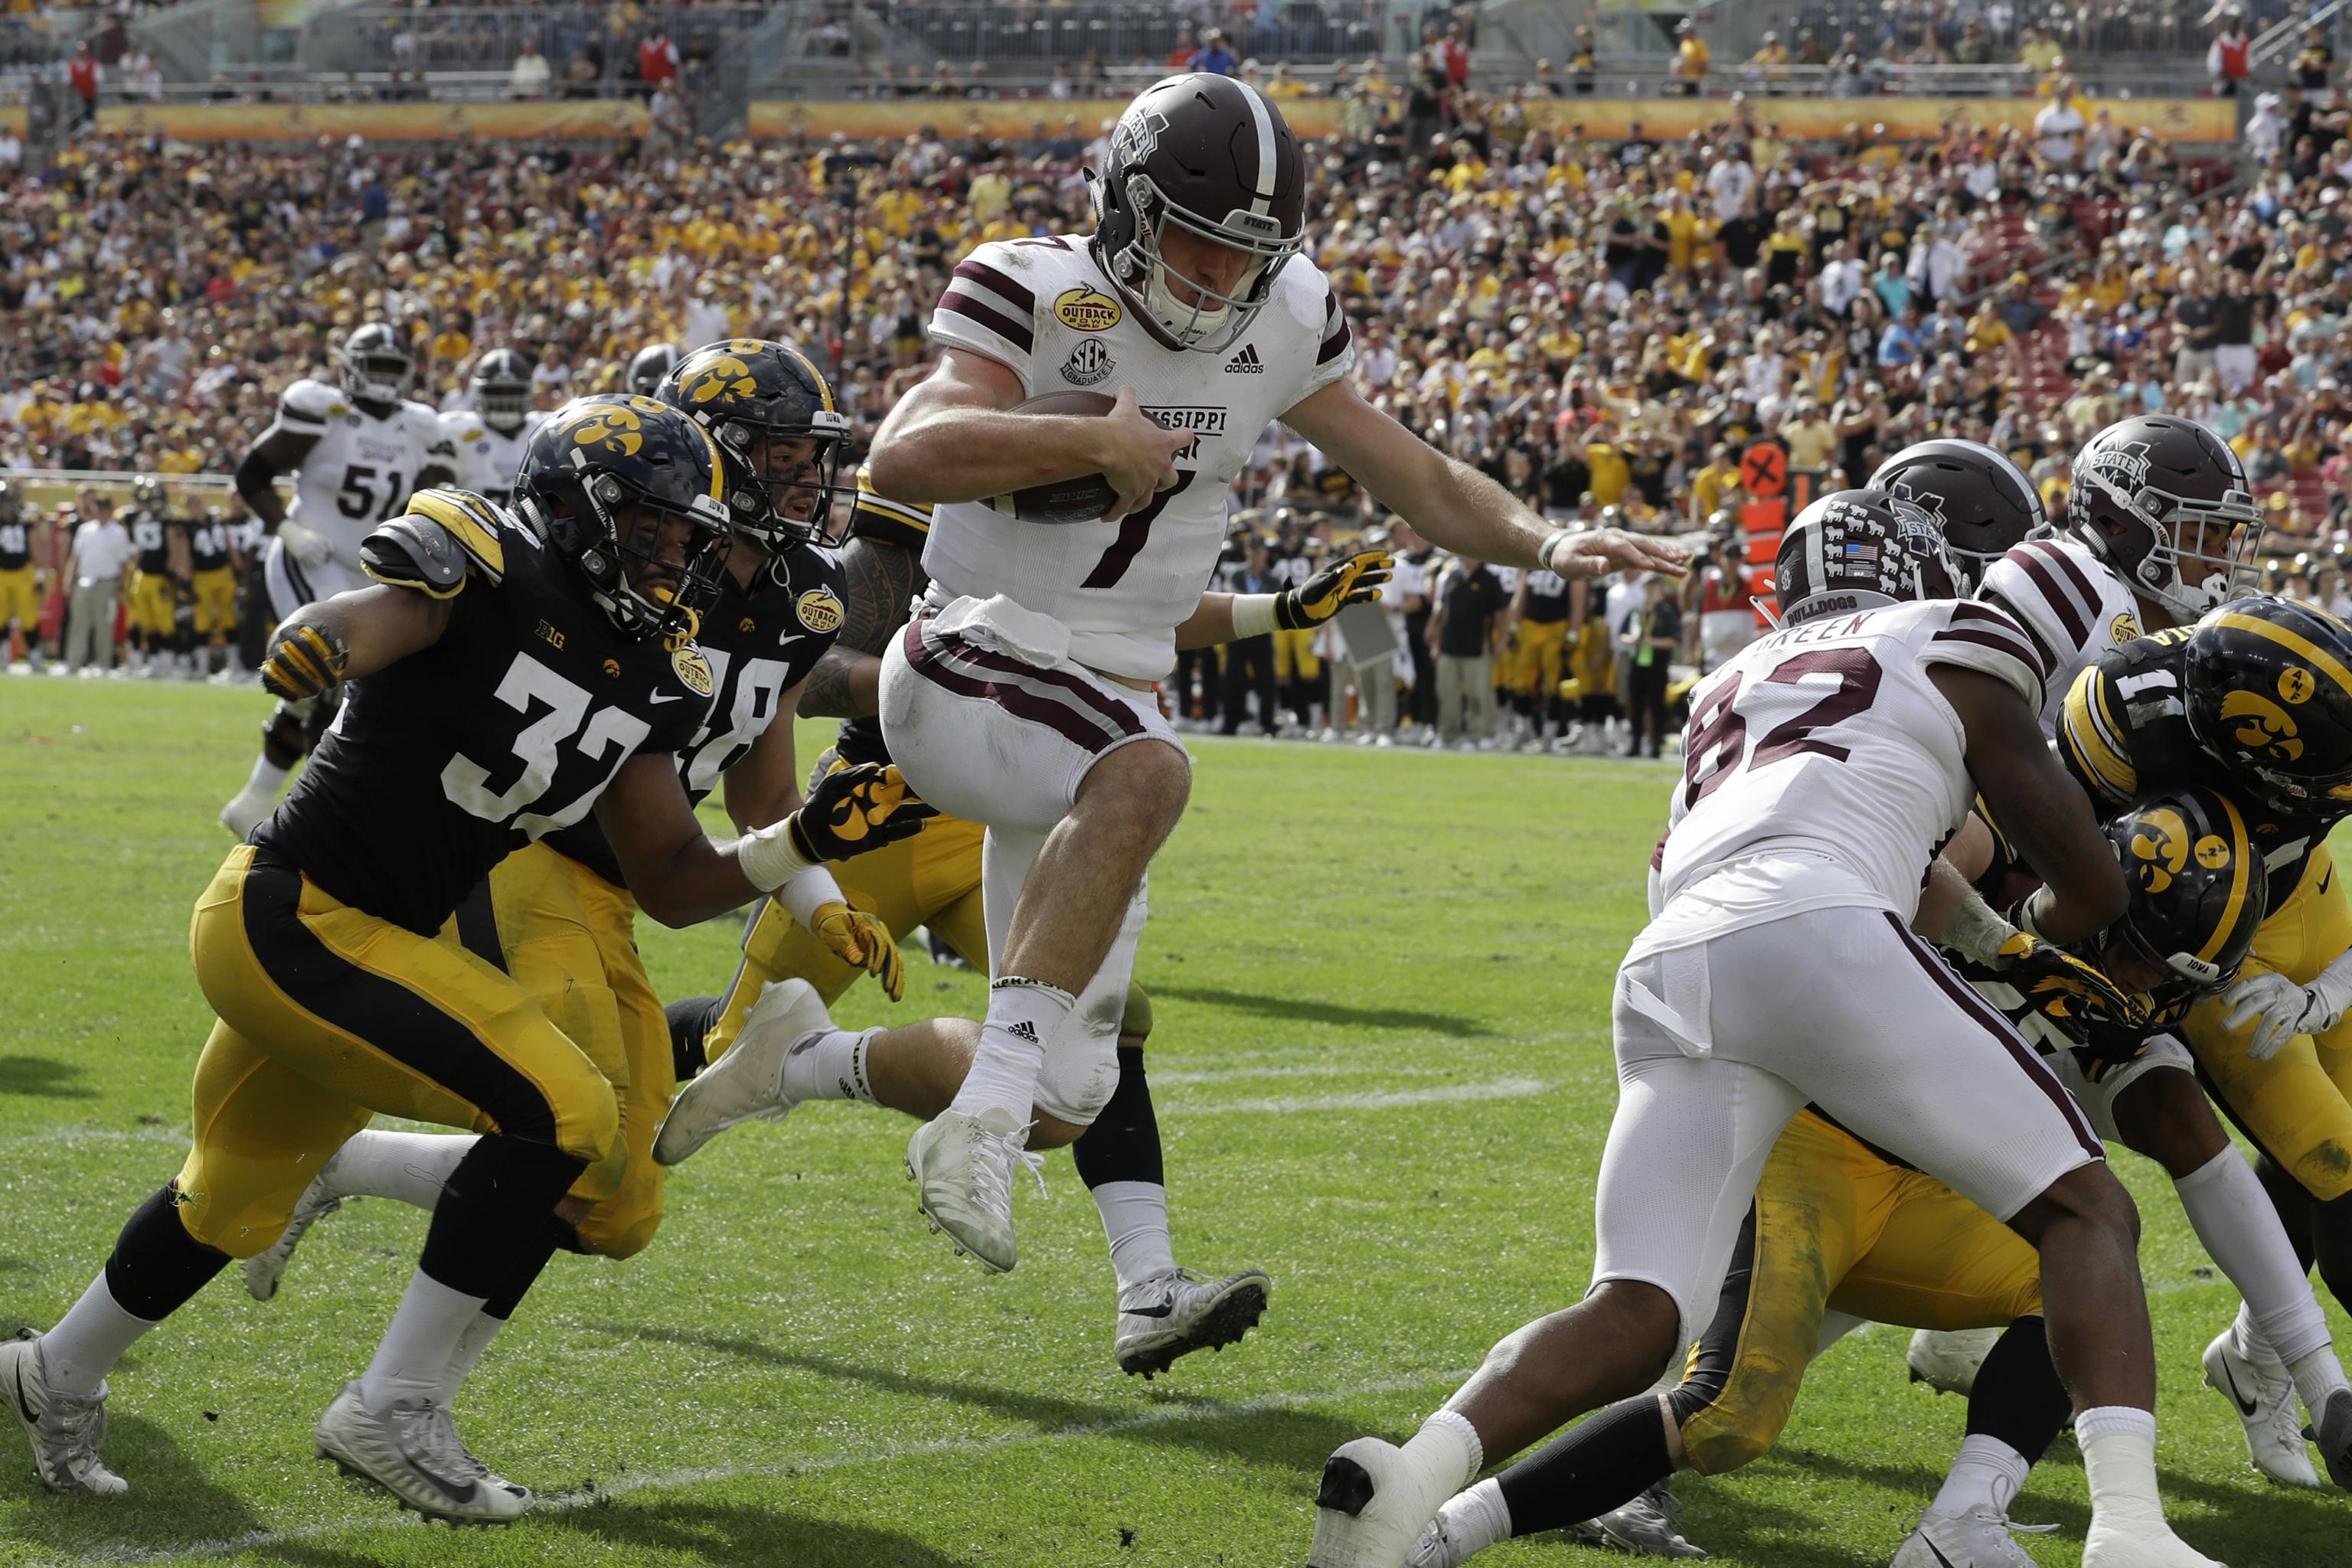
[
  {"left": 253, "top": 493, "right": 711, "bottom": 936},
  {"left": 1645, "top": 599, "right": 2049, "bottom": 949}
]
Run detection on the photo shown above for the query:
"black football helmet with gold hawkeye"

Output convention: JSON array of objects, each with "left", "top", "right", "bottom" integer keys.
[
  {"left": 2182, "top": 594, "right": 2352, "bottom": 818},
  {"left": 656, "top": 339, "right": 851, "bottom": 549},
  {"left": 2096, "top": 784, "right": 2267, "bottom": 1014},
  {"left": 517, "top": 394, "right": 733, "bottom": 642},
  {"left": 2068, "top": 415, "right": 2262, "bottom": 623}
]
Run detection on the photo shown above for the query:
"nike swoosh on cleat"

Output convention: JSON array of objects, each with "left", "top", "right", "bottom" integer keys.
[
  {"left": 1923, "top": 1540, "right": 1958, "bottom": 1568},
  {"left": 401, "top": 1454, "right": 479, "bottom": 1505},
  {"left": 14, "top": 1362, "right": 38, "bottom": 1427},
  {"left": 1123, "top": 1302, "right": 1177, "bottom": 1318},
  {"left": 2217, "top": 1357, "right": 2261, "bottom": 1419}
]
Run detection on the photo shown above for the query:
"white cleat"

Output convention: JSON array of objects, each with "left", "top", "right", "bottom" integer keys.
[
  {"left": 652, "top": 979, "right": 832, "bottom": 1166},
  {"left": 1890, "top": 1505, "right": 2053, "bottom": 1567},
  {"left": 1406, "top": 1516, "right": 1476, "bottom": 1568},
  {"left": 2080, "top": 1517, "right": 2227, "bottom": 1568},
  {"left": 1573, "top": 1482, "right": 1708, "bottom": 1557},
  {"left": 1, "top": 1333, "right": 126, "bottom": 1495},
  {"left": 1114, "top": 1267, "right": 1272, "bottom": 1380},
  {"left": 1308, "top": 1437, "right": 1455, "bottom": 1568},
  {"left": 2201, "top": 1328, "right": 2319, "bottom": 1487},
  {"left": 243, "top": 1161, "right": 345, "bottom": 1302},
  {"left": 217, "top": 784, "right": 276, "bottom": 840},
  {"left": 2312, "top": 1387, "right": 2352, "bottom": 1491},
  {"left": 314, "top": 1380, "right": 531, "bottom": 1525},
  {"left": 1906, "top": 1327, "right": 2000, "bottom": 1397},
  {"left": 905, "top": 1106, "right": 1040, "bottom": 1273}
]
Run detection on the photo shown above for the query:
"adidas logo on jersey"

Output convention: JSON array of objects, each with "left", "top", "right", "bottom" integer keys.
[
  {"left": 1007, "top": 1021, "right": 1041, "bottom": 1044},
  {"left": 1224, "top": 345, "right": 1265, "bottom": 374}
]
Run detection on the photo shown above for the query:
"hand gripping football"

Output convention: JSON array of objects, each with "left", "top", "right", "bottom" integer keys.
[{"left": 988, "top": 390, "right": 1122, "bottom": 524}]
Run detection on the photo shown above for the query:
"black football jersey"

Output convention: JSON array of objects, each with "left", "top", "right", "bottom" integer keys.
[
  {"left": 835, "top": 477, "right": 934, "bottom": 771},
  {"left": 1523, "top": 568, "right": 1573, "bottom": 624},
  {"left": 0, "top": 517, "right": 31, "bottom": 571},
  {"left": 132, "top": 515, "right": 171, "bottom": 573},
  {"left": 547, "top": 539, "right": 848, "bottom": 887},
  {"left": 252, "top": 503, "right": 714, "bottom": 934},
  {"left": 2060, "top": 627, "right": 2343, "bottom": 916},
  {"left": 188, "top": 517, "right": 234, "bottom": 572}
]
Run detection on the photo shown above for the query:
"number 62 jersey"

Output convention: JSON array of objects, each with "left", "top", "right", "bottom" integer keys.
[
  {"left": 251, "top": 491, "right": 713, "bottom": 937},
  {"left": 1642, "top": 598, "right": 2050, "bottom": 952}
]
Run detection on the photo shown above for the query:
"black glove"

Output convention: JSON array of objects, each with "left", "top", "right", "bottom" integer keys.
[
  {"left": 1955, "top": 931, "right": 2148, "bottom": 1057},
  {"left": 260, "top": 619, "right": 348, "bottom": 701},
  {"left": 786, "top": 762, "right": 936, "bottom": 863},
  {"left": 1274, "top": 549, "right": 1393, "bottom": 630}
]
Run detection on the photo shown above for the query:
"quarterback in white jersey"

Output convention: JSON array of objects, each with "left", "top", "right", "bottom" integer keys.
[
  {"left": 864, "top": 72, "right": 1682, "bottom": 1276},
  {"left": 217, "top": 322, "right": 457, "bottom": 839},
  {"left": 1310, "top": 492, "right": 2226, "bottom": 1568},
  {"left": 437, "top": 349, "right": 545, "bottom": 507}
]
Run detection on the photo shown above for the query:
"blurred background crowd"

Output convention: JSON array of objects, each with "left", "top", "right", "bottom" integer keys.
[{"left": 0, "top": 0, "right": 2344, "bottom": 754}]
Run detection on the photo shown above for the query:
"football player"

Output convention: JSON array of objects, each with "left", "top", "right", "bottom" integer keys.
[
  {"left": 628, "top": 341, "right": 681, "bottom": 397},
  {"left": 186, "top": 504, "right": 244, "bottom": 678},
  {"left": 1269, "top": 508, "right": 1325, "bottom": 733},
  {"left": 439, "top": 349, "right": 546, "bottom": 506},
  {"left": 1501, "top": 561, "right": 1573, "bottom": 751},
  {"left": 1411, "top": 785, "right": 2269, "bottom": 1568},
  {"left": 2061, "top": 596, "right": 2352, "bottom": 1488},
  {"left": 853, "top": 72, "right": 1680, "bottom": 1272},
  {"left": 217, "top": 322, "right": 459, "bottom": 835},
  {"left": 652, "top": 466, "right": 1389, "bottom": 1377},
  {"left": 0, "top": 481, "right": 47, "bottom": 671},
  {"left": 121, "top": 475, "right": 184, "bottom": 679},
  {"left": 0, "top": 395, "right": 929, "bottom": 1521},
  {"left": 1308, "top": 491, "right": 2218, "bottom": 1568},
  {"left": 239, "top": 344, "right": 880, "bottom": 1390}
]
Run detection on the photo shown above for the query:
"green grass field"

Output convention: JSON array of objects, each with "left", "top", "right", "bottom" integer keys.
[{"left": 1, "top": 678, "right": 2345, "bottom": 1568}]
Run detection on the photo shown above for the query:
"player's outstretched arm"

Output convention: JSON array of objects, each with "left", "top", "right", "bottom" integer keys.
[
  {"left": 1932, "top": 664, "right": 2126, "bottom": 945},
  {"left": 1281, "top": 380, "right": 1689, "bottom": 580},
  {"left": 1173, "top": 548, "right": 1393, "bottom": 648},
  {"left": 867, "top": 352, "right": 1186, "bottom": 523},
  {"left": 258, "top": 584, "right": 453, "bottom": 701}
]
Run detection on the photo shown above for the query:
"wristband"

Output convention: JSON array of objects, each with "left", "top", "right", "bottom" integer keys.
[
  {"left": 778, "top": 863, "right": 848, "bottom": 931},
  {"left": 736, "top": 816, "right": 815, "bottom": 892},
  {"left": 2004, "top": 890, "right": 2050, "bottom": 941},
  {"left": 1940, "top": 891, "right": 2020, "bottom": 966},
  {"left": 1539, "top": 527, "right": 1576, "bottom": 574},
  {"left": 1229, "top": 593, "right": 1280, "bottom": 639}
]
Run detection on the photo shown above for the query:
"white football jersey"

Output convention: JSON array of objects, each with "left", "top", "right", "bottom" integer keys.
[
  {"left": 921, "top": 235, "right": 1355, "bottom": 680},
  {"left": 1975, "top": 533, "right": 2145, "bottom": 737},
  {"left": 273, "top": 378, "right": 456, "bottom": 577},
  {"left": 437, "top": 408, "right": 544, "bottom": 507},
  {"left": 1640, "top": 598, "right": 2049, "bottom": 953}
]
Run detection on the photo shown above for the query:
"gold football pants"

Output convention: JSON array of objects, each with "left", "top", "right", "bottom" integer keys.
[
  {"left": 0, "top": 566, "right": 38, "bottom": 630},
  {"left": 190, "top": 567, "right": 237, "bottom": 638},
  {"left": 126, "top": 570, "right": 175, "bottom": 638},
  {"left": 176, "top": 845, "right": 617, "bottom": 1258},
  {"left": 1272, "top": 626, "right": 1321, "bottom": 683},
  {"left": 1504, "top": 618, "right": 1569, "bottom": 697}
]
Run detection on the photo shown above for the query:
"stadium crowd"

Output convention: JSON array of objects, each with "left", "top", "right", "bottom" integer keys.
[{"left": 2, "top": 34, "right": 2341, "bottom": 749}]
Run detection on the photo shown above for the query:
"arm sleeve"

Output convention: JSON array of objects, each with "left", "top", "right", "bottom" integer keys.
[
  {"left": 926, "top": 242, "right": 1038, "bottom": 374},
  {"left": 2057, "top": 658, "right": 2140, "bottom": 805},
  {"left": 849, "top": 464, "right": 933, "bottom": 552},
  {"left": 1919, "top": 599, "right": 2050, "bottom": 713}
]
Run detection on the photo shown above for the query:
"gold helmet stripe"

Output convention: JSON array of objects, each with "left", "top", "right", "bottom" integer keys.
[
  {"left": 2198, "top": 790, "right": 2254, "bottom": 964},
  {"left": 690, "top": 420, "right": 727, "bottom": 504},
  {"left": 2210, "top": 610, "right": 2352, "bottom": 702},
  {"left": 2062, "top": 666, "right": 2137, "bottom": 801}
]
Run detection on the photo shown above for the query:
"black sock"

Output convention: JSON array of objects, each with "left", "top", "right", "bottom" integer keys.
[
  {"left": 417, "top": 1135, "right": 586, "bottom": 1298},
  {"left": 104, "top": 1185, "right": 232, "bottom": 1321},
  {"left": 1965, "top": 1315, "right": 2071, "bottom": 1463},
  {"left": 482, "top": 1215, "right": 577, "bottom": 1321},
  {"left": 667, "top": 995, "right": 716, "bottom": 1082},
  {"left": 1494, "top": 1396, "right": 1675, "bottom": 1538},
  {"left": 1070, "top": 1046, "right": 1165, "bottom": 1189}
]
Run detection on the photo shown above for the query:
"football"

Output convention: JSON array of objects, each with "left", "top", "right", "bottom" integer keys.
[{"left": 987, "top": 390, "right": 1123, "bottom": 523}]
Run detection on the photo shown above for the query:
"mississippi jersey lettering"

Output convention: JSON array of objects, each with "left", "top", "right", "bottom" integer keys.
[
  {"left": 252, "top": 494, "right": 710, "bottom": 935},
  {"left": 923, "top": 234, "right": 1354, "bottom": 679},
  {"left": 1652, "top": 599, "right": 2048, "bottom": 939},
  {"left": 837, "top": 468, "right": 933, "bottom": 770},
  {"left": 273, "top": 377, "right": 455, "bottom": 577},
  {"left": 2062, "top": 630, "right": 2338, "bottom": 914},
  {"left": 546, "top": 541, "right": 848, "bottom": 887},
  {"left": 188, "top": 516, "right": 234, "bottom": 572},
  {"left": 1975, "top": 533, "right": 2144, "bottom": 734},
  {"left": 438, "top": 407, "right": 545, "bottom": 506}
]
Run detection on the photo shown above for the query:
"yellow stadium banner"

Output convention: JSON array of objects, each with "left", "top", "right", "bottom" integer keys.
[
  {"left": 95, "top": 100, "right": 650, "bottom": 142},
  {"left": 750, "top": 97, "right": 1346, "bottom": 140}
]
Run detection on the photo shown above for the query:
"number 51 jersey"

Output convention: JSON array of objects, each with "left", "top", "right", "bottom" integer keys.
[
  {"left": 273, "top": 377, "right": 455, "bottom": 579},
  {"left": 1646, "top": 598, "right": 2049, "bottom": 952},
  {"left": 252, "top": 491, "right": 714, "bottom": 936},
  {"left": 921, "top": 234, "right": 1355, "bottom": 681}
]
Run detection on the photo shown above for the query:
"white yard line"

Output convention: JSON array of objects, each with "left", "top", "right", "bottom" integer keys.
[{"left": 1169, "top": 1077, "right": 1553, "bottom": 1116}]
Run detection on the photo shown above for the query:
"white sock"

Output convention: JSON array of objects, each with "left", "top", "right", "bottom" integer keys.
[
  {"left": 781, "top": 1027, "right": 879, "bottom": 1105},
  {"left": 1094, "top": 1180, "right": 1178, "bottom": 1291},
  {"left": 2176, "top": 1148, "right": 2331, "bottom": 1366},
  {"left": 439, "top": 1311, "right": 507, "bottom": 1409},
  {"left": 1814, "top": 1310, "right": 1867, "bottom": 1358},
  {"left": 948, "top": 978, "right": 1072, "bottom": 1121},
  {"left": 1434, "top": 1476, "right": 1512, "bottom": 1557},
  {"left": 2232, "top": 1298, "right": 2280, "bottom": 1366},
  {"left": 2288, "top": 1345, "right": 2352, "bottom": 1423},
  {"left": 242, "top": 753, "right": 291, "bottom": 797},
  {"left": 2076, "top": 1406, "right": 2164, "bottom": 1530},
  {"left": 1399, "top": 1408, "right": 1484, "bottom": 1497},
  {"left": 359, "top": 1268, "right": 485, "bottom": 1412},
  {"left": 40, "top": 1272, "right": 159, "bottom": 1396},
  {"left": 1932, "top": 1433, "right": 2031, "bottom": 1517},
  {"left": 330, "top": 1130, "right": 472, "bottom": 1211}
]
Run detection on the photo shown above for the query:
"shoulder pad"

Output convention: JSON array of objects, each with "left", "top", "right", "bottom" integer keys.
[
  {"left": 277, "top": 378, "right": 341, "bottom": 426},
  {"left": 360, "top": 516, "right": 472, "bottom": 600},
  {"left": 398, "top": 489, "right": 508, "bottom": 581}
]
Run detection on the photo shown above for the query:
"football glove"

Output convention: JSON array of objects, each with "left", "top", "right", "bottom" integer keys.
[
  {"left": 1274, "top": 549, "right": 1393, "bottom": 630},
  {"left": 811, "top": 901, "right": 905, "bottom": 1001},
  {"left": 1958, "top": 931, "right": 2148, "bottom": 1058},
  {"left": 2221, "top": 953, "right": 2352, "bottom": 1062},
  {"left": 786, "top": 762, "right": 935, "bottom": 864},
  {"left": 260, "top": 619, "right": 348, "bottom": 701},
  {"left": 279, "top": 518, "right": 332, "bottom": 570}
]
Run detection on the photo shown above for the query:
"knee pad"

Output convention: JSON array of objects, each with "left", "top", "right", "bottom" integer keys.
[
  {"left": 574, "top": 1168, "right": 666, "bottom": 1260},
  {"left": 1034, "top": 1027, "right": 1121, "bottom": 1126},
  {"left": 1119, "top": 982, "right": 1154, "bottom": 1046}
]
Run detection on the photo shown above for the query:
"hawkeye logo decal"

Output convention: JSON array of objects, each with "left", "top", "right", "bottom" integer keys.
[
  {"left": 556, "top": 402, "right": 648, "bottom": 458},
  {"left": 1054, "top": 287, "right": 1123, "bottom": 332},
  {"left": 2220, "top": 690, "right": 2304, "bottom": 761},
  {"left": 678, "top": 351, "right": 757, "bottom": 405},
  {"left": 2128, "top": 808, "right": 2190, "bottom": 893}
]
